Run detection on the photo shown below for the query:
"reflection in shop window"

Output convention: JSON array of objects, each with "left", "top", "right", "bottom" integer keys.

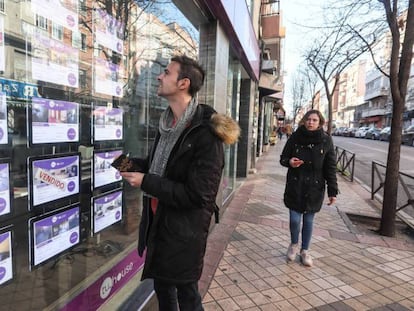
[
  {"left": 35, "top": 14, "right": 48, "bottom": 30},
  {"left": 52, "top": 23, "right": 63, "bottom": 41},
  {"left": 0, "top": 0, "right": 4, "bottom": 13}
]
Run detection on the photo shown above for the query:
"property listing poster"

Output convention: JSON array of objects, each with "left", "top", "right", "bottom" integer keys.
[
  {"left": 93, "top": 150, "right": 122, "bottom": 189},
  {"left": 0, "top": 163, "right": 11, "bottom": 217},
  {"left": 0, "top": 231, "right": 13, "bottom": 285},
  {"left": 31, "top": 98, "right": 79, "bottom": 144},
  {"left": 94, "top": 9, "right": 124, "bottom": 53},
  {"left": 31, "top": 0, "right": 78, "bottom": 31},
  {"left": 32, "top": 31, "right": 79, "bottom": 88},
  {"left": 31, "top": 155, "right": 79, "bottom": 207},
  {"left": 0, "top": 16, "right": 4, "bottom": 72},
  {"left": 93, "top": 106, "right": 123, "bottom": 141},
  {"left": 0, "top": 92, "right": 7, "bottom": 144},
  {"left": 93, "top": 190, "right": 122, "bottom": 234},
  {"left": 94, "top": 58, "right": 123, "bottom": 97},
  {"left": 32, "top": 206, "right": 80, "bottom": 266}
]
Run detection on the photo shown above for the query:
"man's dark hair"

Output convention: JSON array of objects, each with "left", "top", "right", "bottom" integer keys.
[{"left": 171, "top": 55, "right": 205, "bottom": 97}]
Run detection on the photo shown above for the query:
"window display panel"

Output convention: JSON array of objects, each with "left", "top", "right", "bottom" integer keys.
[
  {"left": 29, "top": 98, "right": 79, "bottom": 145},
  {"left": 0, "top": 228, "right": 13, "bottom": 285},
  {"left": 93, "top": 105, "right": 123, "bottom": 142},
  {"left": 0, "top": 159, "right": 11, "bottom": 218},
  {"left": 28, "top": 204, "right": 80, "bottom": 269},
  {"left": 31, "top": 30, "right": 79, "bottom": 88},
  {"left": 93, "top": 149, "right": 122, "bottom": 190},
  {"left": 28, "top": 153, "right": 80, "bottom": 209},
  {"left": 0, "top": 92, "right": 7, "bottom": 144},
  {"left": 92, "top": 188, "right": 122, "bottom": 234},
  {"left": 31, "top": 0, "right": 78, "bottom": 31}
]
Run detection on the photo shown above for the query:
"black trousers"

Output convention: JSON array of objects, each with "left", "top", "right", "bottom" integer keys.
[{"left": 153, "top": 279, "right": 204, "bottom": 311}]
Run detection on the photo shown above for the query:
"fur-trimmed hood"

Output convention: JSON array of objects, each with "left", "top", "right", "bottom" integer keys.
[{"left": 210, "top": 113, "right": 240, "bottom": 145}]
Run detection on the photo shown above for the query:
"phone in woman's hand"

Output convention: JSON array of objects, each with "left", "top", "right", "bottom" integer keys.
[{"left": 111, "top": 154, "right": 142, "bottom": 172}]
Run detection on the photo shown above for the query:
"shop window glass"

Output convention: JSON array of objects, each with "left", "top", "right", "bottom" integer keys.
[
  {"left": 0, "top": 0, "right": 4, "bottom": 13},
  {"left": 0, "top": 1, "right": 198, "bottom": 309}
]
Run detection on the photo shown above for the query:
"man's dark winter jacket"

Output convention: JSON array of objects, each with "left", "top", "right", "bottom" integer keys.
[
  {"left": 280, "top": 125, "right": 338, "bottom": 213},
  {"left": 132, "top": 104, "right": 240, "bottom": 284}
]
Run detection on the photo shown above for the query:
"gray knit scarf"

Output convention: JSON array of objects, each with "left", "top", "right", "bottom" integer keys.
[{"left": 149, "top": 99, "right": 198, "bottom": 177}]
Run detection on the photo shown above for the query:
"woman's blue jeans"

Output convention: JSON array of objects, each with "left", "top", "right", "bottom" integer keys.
[{"left": 289, "top": 209, "right": 315, "bottom": 250}]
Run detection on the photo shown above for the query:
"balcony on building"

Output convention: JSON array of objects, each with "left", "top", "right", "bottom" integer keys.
[
  {"left": 259, "top": 0, "right": 285, "bottom": 96},
  {"left": 361, "top": 107, "right": 386, "bottom": 118}
]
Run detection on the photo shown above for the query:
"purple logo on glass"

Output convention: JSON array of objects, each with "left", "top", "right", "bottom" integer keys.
[
  {"left": 115, "top": 171, "right": 120, "bottom": 179},
  {"left": 116, "top": 86, "right": 121, "bottom": 95},
  {"left": 0, "top": 267, "right": 5, "bottom": 281},
  {"left": 66, "top": 15, "right": 75, "bottom": 27},
  {"left": 67, "top": 128, "right": 76, "bottom": 140},
  {"left": 69, "top": 232, "right": 78, "bottom": 244},
  {"left": 67, "top": 181, "right": 76, "bottom": 192},
  {"left": 0, "top": 128, "right": 3, "bottom": 140},
  {"left": 0, "top": 198, "right": 6, "bottom": 213},
  {"left": 68, "top": 73, "right": 77, "bottom": 86},
  {"left": 115, "top": 211, "right": 121, "bottom": 220},
  {"left": 116, "top": 42, "right": 122, "bottom": 52},
  {"left": 115, "top": 129, "right": 122, "bottom": 138}
]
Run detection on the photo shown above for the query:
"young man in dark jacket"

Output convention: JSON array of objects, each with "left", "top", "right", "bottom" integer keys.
[{"left": 121, "top": 55, "right": 239, "bottom": 310}]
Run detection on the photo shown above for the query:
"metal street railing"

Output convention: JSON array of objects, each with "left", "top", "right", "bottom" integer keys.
[{"left": 335, "top": 146, "right": 355, "bottom": 182}]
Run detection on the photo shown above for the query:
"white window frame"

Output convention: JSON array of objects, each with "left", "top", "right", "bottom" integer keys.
[
  {"left": 52, "top": 23, "right": 64, "bottom": 41},
  {"left": 36, "top": 14, "right": 48, "bottom": 30}
]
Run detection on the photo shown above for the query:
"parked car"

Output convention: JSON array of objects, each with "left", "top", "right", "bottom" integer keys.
[
  {"left": 354, "top": 126, "right": 370, "bottom": 138},
  {"left": 365, "top": 127, "right": 382, "bottom": 140},
  {"left": 401, "top": 125, "right": 414, "bottom": 146},
  {"left": 333, "top": 127, "right": 346, "bottom": 136},
  {"left": 379, "top": 127, "right": 391, "bottom": 141},
  {"left": 343, "top": 127, "right": 357, "bottom": 137}
]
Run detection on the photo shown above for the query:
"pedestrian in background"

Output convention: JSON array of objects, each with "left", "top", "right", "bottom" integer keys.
[
  {"left": 285, "top": 123, "right": 293, "bottom": 139},
  {"left": 279, "top": 109, "right": 338, "bottom": 266},
  {"left": 277, "top": 126, "right": 284, "bottom": 140},
  {"left": 121, "top": 55, "right": 240, "bottom": 310}
]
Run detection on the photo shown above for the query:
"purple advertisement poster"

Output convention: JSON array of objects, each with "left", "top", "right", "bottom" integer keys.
[
  {"left": 0, "top": 231, "right": 12, "bottom": 285},
  {"left": 93, "top": 150, "right": 122, "bottom": 189},
  {"left": 31, "top": 0, "right": 78, "bottom": 31},
  {"left": 92, "top": 190, "right": 122, "bottom": 234},
  {"left": 0, "top": 92, "right": 7, "bottom": 144},
  {"left": 94, "top": 58, "right": 123, "bottom": 97},
  {"left": 94, "top": 9, "right": 124, "bottom": 53},
  {"left": 32, "top": 31, "right": 79, "bottom": 88},
  {"left": 61, "top": 250, "right": 145, "bottom": 311},
  {"left": 31, "top": 206, "right": 80, "bottom": 266},
  {"left": 93, "top": 106, "right": 123, "bottom": 141},
  {"left": 31, "top": 98, "right": 79, "bottom": 144},
  {"left": 31, "top": 155, "right": 80, "bottom": 207},
  {"left": 0, "top": 163, "right": 10, "bottom": 217}
]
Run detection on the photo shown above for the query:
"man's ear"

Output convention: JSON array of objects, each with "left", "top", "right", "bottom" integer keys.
[{"left": 178, "top": 78, "right": 190, "bottom": 90}]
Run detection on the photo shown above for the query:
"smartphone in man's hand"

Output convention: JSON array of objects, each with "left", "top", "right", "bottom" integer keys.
[{"left": 111, "top": 154, "right": 142, "bottom": 172}]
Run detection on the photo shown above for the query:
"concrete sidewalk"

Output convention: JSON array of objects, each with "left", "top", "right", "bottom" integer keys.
[{"left": 199, "top": 139, "right": 414, "bottom": 311}]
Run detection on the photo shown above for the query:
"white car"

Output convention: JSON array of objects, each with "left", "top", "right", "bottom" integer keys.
[{"left": 354, "top": 126, "right": 370, "bottom": 138}]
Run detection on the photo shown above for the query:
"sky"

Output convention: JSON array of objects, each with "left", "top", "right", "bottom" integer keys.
[{"left": 279, "top": 0, "right": 329, "bottom": 116}]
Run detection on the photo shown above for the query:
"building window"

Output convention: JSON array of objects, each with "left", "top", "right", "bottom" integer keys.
[
  {"left": 79, "top": 0, "right": 87, "bottom": 15},
  {"left": 36, "top": 14, "right": 48, "bottom": 30},
  {"left": 72, "top": 32, "right": 87, "bottom": 51},
  {"left": 52, "top": 23, "right": 64, "bottom": 41},
  {"left": 79, "top": 69, "right": 86, "bottom": 88},
  {"left": 0, "top": 0, "right": 5, "bottom": 13}
]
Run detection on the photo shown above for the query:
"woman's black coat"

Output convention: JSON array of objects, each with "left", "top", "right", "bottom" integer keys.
[
  {"left": 280, "top": 126, "right": 338, "bottom": 213},
  {"left": 133, "top": 104, "right": 239, "bottom": 284}
]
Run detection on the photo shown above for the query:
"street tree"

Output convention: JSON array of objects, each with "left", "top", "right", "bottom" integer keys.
[
  {"left": 304, "top": 8, "right": 373, "bottom": 134},
  {"left": 289, "top": 69, "right": 306, "bottom": 127}
]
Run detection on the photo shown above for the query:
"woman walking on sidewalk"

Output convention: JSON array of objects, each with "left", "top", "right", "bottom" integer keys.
[{"left": 280, "top": 110, "right": 338, "bottom": 267}]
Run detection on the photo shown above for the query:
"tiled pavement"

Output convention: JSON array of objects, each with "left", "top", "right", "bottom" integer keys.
[{"left": 199, "top": 138, "right": 414, "bottom": 311}]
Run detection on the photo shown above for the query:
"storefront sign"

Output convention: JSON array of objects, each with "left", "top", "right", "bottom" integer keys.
[
  {"left": 0, "top": 78, "right": 39, "bottom": 99},
  {"left": 61, "top": 250, "right": 145, "bottom": 311}
]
